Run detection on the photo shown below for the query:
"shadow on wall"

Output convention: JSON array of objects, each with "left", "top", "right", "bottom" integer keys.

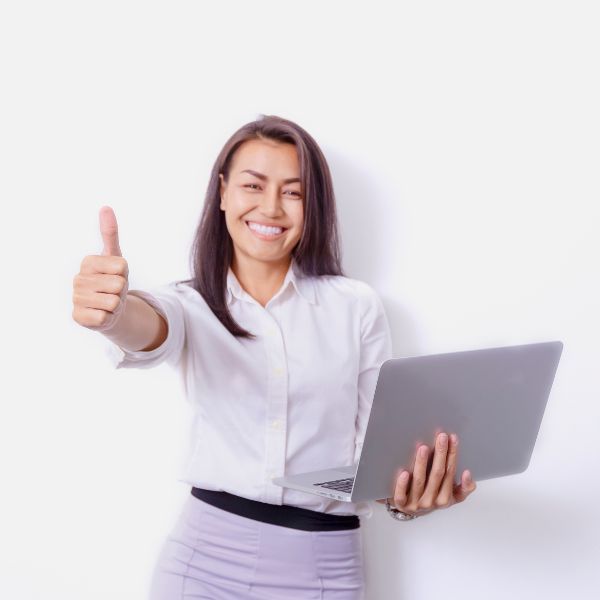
[
  {"left": 362, "top": 476, "right": 590, "bottom": 599},
  {"left": 326, "top": 147, "right": 403, "bottom": 285}
]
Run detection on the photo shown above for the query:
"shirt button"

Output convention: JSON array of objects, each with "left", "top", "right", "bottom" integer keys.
[
  {"left": 271, "top": 419, "right": 280, "bottom": 429},
  {"left": 273, "top": 367, "right": 283, "bottom": 375}
]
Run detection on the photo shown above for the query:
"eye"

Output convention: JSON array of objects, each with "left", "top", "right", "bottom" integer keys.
[{"left": 243, "top": 184, "right": 301, "bottom": 197}]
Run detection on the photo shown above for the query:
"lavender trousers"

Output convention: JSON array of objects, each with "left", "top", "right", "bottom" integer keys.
[{"left": 148, "top": 493, "right": 365, "bottom": 599}]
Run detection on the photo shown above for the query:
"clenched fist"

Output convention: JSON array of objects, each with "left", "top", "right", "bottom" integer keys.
[{"left": 72, "top": 206, "right": 129, "bottom": 332}]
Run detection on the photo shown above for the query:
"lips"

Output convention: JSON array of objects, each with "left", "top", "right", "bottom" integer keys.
[{"left": 245, "top": 220, "right": 288, "bottom": 240}]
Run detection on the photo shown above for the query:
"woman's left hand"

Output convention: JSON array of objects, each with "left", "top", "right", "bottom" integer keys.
[{"left": 375, "top": 432, "right": 477, "bottom": 517}]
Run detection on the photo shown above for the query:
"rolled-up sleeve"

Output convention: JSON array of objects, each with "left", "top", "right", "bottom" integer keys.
[
  {"left": 353, "top": 285, "right": 393, "bottom": 464},
  {"left": 104, "top": 283, "right": 186, "bottom": 370}
]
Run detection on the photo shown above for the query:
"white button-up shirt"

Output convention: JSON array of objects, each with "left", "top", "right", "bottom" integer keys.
[{"left": 105, "top": 258, "right": 392, "bottom": 520}]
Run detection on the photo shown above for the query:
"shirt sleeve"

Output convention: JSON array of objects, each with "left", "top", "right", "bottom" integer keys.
[
  {"left": 103, "top": 283, "right": 186, "bottom": 370},
  {"left": 353, "top": 284, "right": 393, "bottom": 464}
]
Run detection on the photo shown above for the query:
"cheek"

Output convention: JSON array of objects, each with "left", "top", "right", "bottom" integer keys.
[
  {"left": 225, "top": 204, "right": 249, "bottom": 226},
  {"left": 223, "top": 210, "right": 243, "bottom": 237},
  {"left": 290, "top": 204, "right": 304, "bottom": 227},
  {"left": 226, "top": 192, "right": 251, "bottom": 212}
]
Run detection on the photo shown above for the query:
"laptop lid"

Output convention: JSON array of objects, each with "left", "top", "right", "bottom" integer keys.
[{"left": 349, "top": 340, "right": 563, "bottom": 502}]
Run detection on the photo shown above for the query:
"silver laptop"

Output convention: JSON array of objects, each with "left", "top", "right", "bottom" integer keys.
[{"left": 272, "top": 340, "right": 563, "bottom": 502}]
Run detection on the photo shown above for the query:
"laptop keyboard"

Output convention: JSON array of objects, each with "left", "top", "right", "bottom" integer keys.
[{"left": 313, "top": 477, "right": 354, "bottom": 493}]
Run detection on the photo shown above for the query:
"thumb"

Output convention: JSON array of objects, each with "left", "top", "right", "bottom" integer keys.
[{"left": 99, "top": 205, "right": 122, "bottom": 257}]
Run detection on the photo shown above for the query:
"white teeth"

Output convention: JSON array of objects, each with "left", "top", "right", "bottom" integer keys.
[{"left": 247, "top": 221, "right": 284, "bottom": 235}]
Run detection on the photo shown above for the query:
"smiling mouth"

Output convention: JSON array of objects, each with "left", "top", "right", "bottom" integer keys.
[{"left": 245, "top": 220, "right": 288, "bottom": 238}]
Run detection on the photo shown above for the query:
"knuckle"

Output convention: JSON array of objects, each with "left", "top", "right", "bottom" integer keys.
[
  {"left": 435, "top": 496, "right": 450, "bottom": 508},
  {"left": 80, "top": 255, "right": 95, "bottom": 270},
  {"left": 114, "top": 275, "right": 127, "bottom": 294},
  {"left": 115, "top": 257, "right": 128, "bottom": 274},
  {"left": 433, "top": 466, "right": 445, "bottom": 478},
  {"left": 106, "top": 295, "right": 120, "bottom": 312},
  {"left": 393, "top": 495, "right": 406, "bottom": 507},
  {"left": 419, "top": 500, "right": 432, "bottom": 511},
  {"left": 73, "top": 273, "right": 87, "bottom": 291},
  {"left": 94, "top": 310, "right": 109, "bottom": 327},
  {"left": 77, "top": 309, "right": 99, "bottom": 328},
  {"left": 72, "top": 290, "right": 83, "bottom": 306}
]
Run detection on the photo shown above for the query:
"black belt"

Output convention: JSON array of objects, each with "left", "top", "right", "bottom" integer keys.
[{"left": 190, "top": 487, "right": 360, "bottom": 531}]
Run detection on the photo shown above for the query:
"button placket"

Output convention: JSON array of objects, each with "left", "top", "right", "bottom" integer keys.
[{"left": 262, "top": 311, "right": 288, "bottom": 503}]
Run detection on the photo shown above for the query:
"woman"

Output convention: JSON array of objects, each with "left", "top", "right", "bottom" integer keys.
[{"left": 72, "top": 114, "right": 476, "bottom": 599}]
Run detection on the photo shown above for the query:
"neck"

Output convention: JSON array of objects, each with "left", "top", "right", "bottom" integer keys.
[{"left": 231, "top": 254, "right": 293, "bottom": 307}]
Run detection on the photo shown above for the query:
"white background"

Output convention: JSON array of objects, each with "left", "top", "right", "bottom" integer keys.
[{"left": 1, "top": 1, "right": 598, "bottom": 598}]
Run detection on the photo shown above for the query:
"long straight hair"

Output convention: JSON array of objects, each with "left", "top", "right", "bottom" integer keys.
[{"left": 179, "top": 114, "right": 345, "bottom": 339}]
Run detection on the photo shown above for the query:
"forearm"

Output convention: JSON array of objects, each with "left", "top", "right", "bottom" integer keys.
[{"left": 101, "top": 293, "right": 167, "bottom": 352}]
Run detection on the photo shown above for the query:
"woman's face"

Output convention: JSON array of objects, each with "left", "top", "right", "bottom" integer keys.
[{"left": 219, "top": 138, "right": 304, "bottom": 268}]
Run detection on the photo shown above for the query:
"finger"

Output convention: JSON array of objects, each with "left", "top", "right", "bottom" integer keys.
[
  {"left": 408, "top": 444, "right": 430, "bottom": 505},
  {"left": 99, "top": 205, "right": 122, "bottom": 257},
  {"left": 73, "top": 290, "right": 122, "bottom": 313},
  {"left": 453, "top": 469, "right": 477, "bottom": 503},
  {"left": 80, "top": 255, "right": 128, "bottom": 277},
  {"left": 420, "top": 432, "right": 450, "bottom": 506},
  {"left": 436, "top": 433, "right": 458, "bottom": 507},
  {"left": 72, "top": 306, "right": 112, "bottom": 329},
  {"left": 74, "top": 273, "right": 127, "bottom": 295},
  {"left": 392, "top": 470, "right": 410, "bottom": 509}
]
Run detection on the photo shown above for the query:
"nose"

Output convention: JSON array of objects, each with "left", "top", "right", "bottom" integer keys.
[{"left": 259, "top": 186, "right": 284, "bottom": 217}]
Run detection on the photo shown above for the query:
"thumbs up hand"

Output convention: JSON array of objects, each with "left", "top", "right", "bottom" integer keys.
[{"left": 72, "top": 206, "right": 130, "bottom": 332}]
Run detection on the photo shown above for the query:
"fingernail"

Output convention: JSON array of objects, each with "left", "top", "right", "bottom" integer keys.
[
  {"left": 400, "top": 471, "right": 409, "bottom": 480},
  {"left": 420, "top": 445, "right": 428, "bottom": 457}
]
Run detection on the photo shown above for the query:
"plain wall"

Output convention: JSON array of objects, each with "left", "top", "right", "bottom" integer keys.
[{"left": 1, "top": 1, "right": 598, "bottom": 598}]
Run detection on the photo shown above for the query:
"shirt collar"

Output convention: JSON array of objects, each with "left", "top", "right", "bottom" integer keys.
[{"left": 226, "top": 257, "right": 316, "bottom": 306}]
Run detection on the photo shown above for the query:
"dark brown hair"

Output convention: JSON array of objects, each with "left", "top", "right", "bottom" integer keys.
[{"left": 179, "top": 114, "right": 345, "bottom": 339}]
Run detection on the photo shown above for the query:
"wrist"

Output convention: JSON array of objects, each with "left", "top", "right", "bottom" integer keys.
[{"left": 385, "top": 498, "right": 419, "bottom": 521}]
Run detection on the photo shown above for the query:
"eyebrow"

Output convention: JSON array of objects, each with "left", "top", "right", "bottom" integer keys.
[{"left": 240, "top": 169, "right": 300, "bottom": 184}]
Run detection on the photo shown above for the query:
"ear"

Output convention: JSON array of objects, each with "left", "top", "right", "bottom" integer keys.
[{"left": 219, "top": 173, "right": 226, "bottom": 210}]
